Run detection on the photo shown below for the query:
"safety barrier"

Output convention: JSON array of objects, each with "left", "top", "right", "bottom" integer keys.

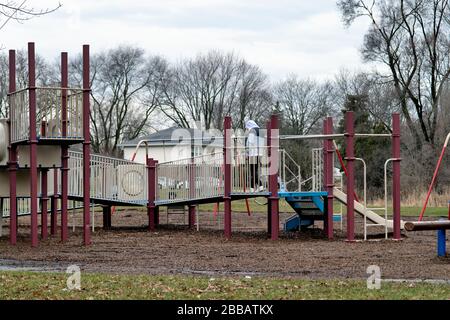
[
  {"left": 68, "top": 151, "right": 147, "bottom": 204},
  {"left": 9, "top": 87, "right": 84, "bottom": 143}
]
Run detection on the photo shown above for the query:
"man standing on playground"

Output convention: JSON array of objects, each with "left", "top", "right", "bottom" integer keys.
[{"left": 245, "top": 120, "right": 265, "bottom": 192}]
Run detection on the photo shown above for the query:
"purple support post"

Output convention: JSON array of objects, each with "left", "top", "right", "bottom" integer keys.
[
  {"left": 50, "top": 168, "right": 58, "bottom": 235},
  {"left": 325, "top": 117, "right": 335, "bottom": 240},
  {"left": 189, "top": 150, "right": 196, "bottom": 228},
  {"left": 223, "top": 116, "right": 232, "bottom": 240},
  {"left": 266, "top": 119, "right": 272, "bottom": 237},
  {"left": 345, "top": 112, "right": 356, "bottom": 242},
  {"left": 41, "top": 169, "right": 49, "bottom": 240},
  {"left": 8, "top": 49, "right": 17, "bottom": 245},
  {"left": 392, "top": 113, "right": 402, "bottom": 241},
  {"left": 102, "top": 206, "right": 112, "bottom": 230},
  {"left": 28, "top": 43, "right": 39, "bottom": 248},
  {"left": 155, "top": 160, "right": 160, "bottom": 227},
  {"left": 269, "top": 114, "right": 280, "bottom": 241},
  {"left": 147, "top": 158, "right": 156, "bottom": 231},
  {"left": 61, "top": 52, "right": 69, "bottom": 242},
  {"left": 82, "top": 45, "right": 91, "bottom": 246},
  {"left": 323, "top": 119, "right": 328, "bottom": 191}
]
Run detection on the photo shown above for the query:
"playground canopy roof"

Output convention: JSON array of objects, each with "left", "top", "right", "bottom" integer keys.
[{"left": 119, "top": 127, "right": 224, "bottom": 148}]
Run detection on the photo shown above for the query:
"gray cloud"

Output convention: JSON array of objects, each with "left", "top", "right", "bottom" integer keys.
[{"left": 1, "top": 0, "right": 372, "bottom": 80}]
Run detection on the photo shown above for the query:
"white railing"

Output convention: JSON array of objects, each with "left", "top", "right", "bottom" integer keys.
[
  {"left": 312, "top": 148, "right": 324, "bottom": 192},
  {"left": 9, "top": 87, "right": 84, "bottom": 143},
  {"left": 0, "top": 197, "right": 83, "bottom": 218},
  {"left": 68, "top": 151, "right": 148, "bottom": 204},
  {"left": 231, "top": 147, "right": 270, "bottom": 194},
  {"left": 279, "top": 149, "right": 302, "bottom": 192},
  {"left": 156, "top": 146, "right": 276, "bottom": 204},
  {"left": 156, "top": 152, "right": 224, "bottom": 203}
]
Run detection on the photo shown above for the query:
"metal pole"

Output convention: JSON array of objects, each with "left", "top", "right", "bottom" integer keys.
[
  {"left": 147, "top": 158, "right": 156, "bottom": 231},
  {"left": 224, "top": 116, "right": 232, "bottom": 240},
  {"left": 61, "top": 52, "right": 69, "bottom": 242},
  {"left": 82, "top": 45, "right": 91, "bottom": 245},
  {"left": 0, "top": 198, "right": 3, "bottom": 238},
  {"left": 189, "top": 139, "right": 196, "bottom": 229},
  {"left": 392, "top": 113, "right": 402, "bottom": 240},
  {"left": 8, "top": 49, "right": 17, "bottom": 245},
  {"left": 41, "top": 169, "right": 49, "bottom": 240},
  {"left": 355, "top": 158, "right": 367, "bottom": 241},
  {"left": 345, "top": 112, "right": 356, "bottom": 242},
  {"left": 266, "top": 119, "right": 272, "bottom": 237},
  {"left": 103, "top": 205, "right": 112, "bottom": 230},
  {"left": 28, "top": 42, "right": 39, "bottom": 248},
  {"left": 384, "top": 159, "right": 393, "bottom": 240},
  {"left": 72, "top": 201, "right": 76, "bottom": 232},
  {"left": 437, "top": 229, "right": 446, "bottom": 257},
  {"left": 91, "top": 201, "right": 95, "bottom": 232},
  {"left": 269, "top": 114, "right": 280, "bottom": 241},
  {"left": 51, "top": 168, "right": 58, "bottom": 235},
  {"left": 155, "top": 161, "right": 160, "bottom": 227},
  {"left": 325, "top": 117, "right": 334, "bottom": 240}
]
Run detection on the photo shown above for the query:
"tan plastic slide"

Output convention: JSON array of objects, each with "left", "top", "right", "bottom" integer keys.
[{"left": 333, "top": 188, "right": 405, "bottom": 230}]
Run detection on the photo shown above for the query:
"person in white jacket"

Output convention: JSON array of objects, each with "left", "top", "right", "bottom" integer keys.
[{"left": 245, "top": 120, "right": 265, "bottom": 192}]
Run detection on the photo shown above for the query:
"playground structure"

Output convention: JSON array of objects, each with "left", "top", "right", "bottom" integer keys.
[{"left": 0, "top": 42, "right": 419, "bottom": 249}]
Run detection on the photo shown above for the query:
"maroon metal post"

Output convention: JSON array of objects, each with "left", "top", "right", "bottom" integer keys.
[
  {"left": 269, "top": 114, "right": 280, "bottom": 241},
  {"left": 28, "top": 42, "right": 39, "bottom": 247},
  {"left": 50, "top": 168, "right": 58, "bottom": 235},
  {"left": 147, "top": 157, "right": 156, "bottom": 231},
  {"left": 323, "top": 119, "right": 328, "bottom": 191},
  {"left": 61, "top": 52, "right": 69, "bottom": 242},
  {"left": 8, "top": 49, "right": 17, "bottom": 245},
  {"left": 325, "top": 117, "right": 335, "bottom": 239},
  {"left": 189, "top": 148, "right": 196, "bottom": 228},
  {"left": 155, "top": 160, "right": 160, "bottom": 227},
  {"left": 41, "top": 169, "right": 49, "bottom": 240},
  {"left": 223, "top": 116, "right": 232, "bottom": 240},
  {"left": 266, "top": 119, "right": 272, "bottom": 237},
  {"left": 82, "top": 45, "right": 91, "bottom": 245},
  {"left": 345, "top": 112, "right": 356, "bottom": 242},
  {"left": 102, "top": 206, "right": 112, "bottom": 230},
  {"left": 392, "top": 113, "right": 402, "bottom": 240}
]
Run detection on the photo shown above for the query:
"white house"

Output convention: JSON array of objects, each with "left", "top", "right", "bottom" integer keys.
[{"left": 119, "top": 127, "right": 224, "bottom": 164}]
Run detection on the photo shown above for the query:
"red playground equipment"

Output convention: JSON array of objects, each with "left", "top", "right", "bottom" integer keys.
[{"left": 0, "top": 42, "right": 407, "bottom": 248}]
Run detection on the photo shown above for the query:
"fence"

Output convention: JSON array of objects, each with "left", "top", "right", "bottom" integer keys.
[
  {"left": 68, "top": 151, "right": 148, "bottom": 204},
  {"left": 156, "top": 146, "right": 275, "bottom": 204},
  {"left": 9, "top": 87, "right": 84, "bottom": 143},
  {"left": 156, "top": 152, "right": 224, "bottom": 203}
]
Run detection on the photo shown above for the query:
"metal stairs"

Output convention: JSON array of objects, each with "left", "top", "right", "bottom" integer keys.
[{"left": 279, "top": 192, "right": 327, "bottom": 231}]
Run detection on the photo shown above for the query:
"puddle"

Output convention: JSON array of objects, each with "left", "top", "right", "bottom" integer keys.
[{"left": 0, "top": 259, "right": 68, "bottom": 273}]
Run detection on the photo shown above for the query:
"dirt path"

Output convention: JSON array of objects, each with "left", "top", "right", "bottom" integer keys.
[{"left": 0, "top": 210, "right": 448, "bottom": 280}]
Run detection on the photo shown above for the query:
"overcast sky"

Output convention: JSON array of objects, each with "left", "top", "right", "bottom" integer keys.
[{"left": 1, "top": 0, "right": 373, "bottom": 81}]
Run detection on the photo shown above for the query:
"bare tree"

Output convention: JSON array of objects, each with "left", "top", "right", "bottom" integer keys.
[
  {"left": 159, "top": 51, "right": 271, "bottom": 130},
  {"left": 0, "top": 1, "right": 61, "bottom": 31},
  {"left": 334, "top": 69, "right": 400, "bottom": 132},
  {"left": 338, "top": 0, "right": 450, "bottom": 149},
  {"left": 0, "top": 49, "right": 54, "bottom": 117},
  {"left": 274, "top": 75, "right": 334, "bottom": 135},
  {"left": 70, "top": 46, "right": 167, "bottom": 156}
]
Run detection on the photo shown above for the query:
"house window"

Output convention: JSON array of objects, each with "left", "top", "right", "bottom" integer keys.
[{"left": 194, "top": 146, "right": 202, "bottom": 157}]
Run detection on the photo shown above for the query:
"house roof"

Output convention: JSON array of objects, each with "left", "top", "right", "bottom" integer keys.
[{"left": 119, "top": 127, "right": 224, "bottom": 148}]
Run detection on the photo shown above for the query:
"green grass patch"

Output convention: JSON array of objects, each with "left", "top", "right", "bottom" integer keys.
[
  {"left": 0, "top": 272, "right": 449, "bottom": 300},
  {"left": 197, "top": 199, "right": 448, "bottom": 218}
]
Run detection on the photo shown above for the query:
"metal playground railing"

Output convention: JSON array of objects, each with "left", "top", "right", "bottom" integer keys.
[
  {"left": 9, "top": 87, "right": 84, "bottom": 143},
  {"left": 156, "top": 147, "right": 273, "bottom": 205},
  {"left": 68, "top": 151, "right": 148, "bottom": 204}
]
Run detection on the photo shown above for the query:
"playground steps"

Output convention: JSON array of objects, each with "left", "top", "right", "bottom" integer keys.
[{"left": 279, "top": 192, "right": 328, "bottom": 232}]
